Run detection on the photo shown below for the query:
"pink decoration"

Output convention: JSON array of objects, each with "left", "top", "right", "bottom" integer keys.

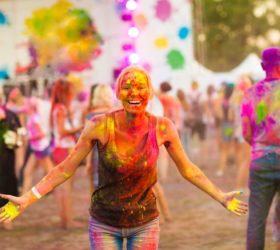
[
  {"left": 122, "top": 43, "right": 134, "bottom": 51},
  {"left": 134, "top": 13, "right": 148, "bottom": 30},
  {"left": 142, "top": 62, "right": 152, "bottom": 72},
  {"left": 155, "top": 0, "right": 172, "bottom": 22},
  {"left": 121, "top": 12, "right": 132, "bottom": 21}
]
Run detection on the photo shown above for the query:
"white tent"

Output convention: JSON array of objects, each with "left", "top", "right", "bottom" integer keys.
[
  {"left": 190, "top": 53, "right": 265, "bottom": 90},
  {"left": 230, "top": 53, "right": 265, "bottom": 80}
]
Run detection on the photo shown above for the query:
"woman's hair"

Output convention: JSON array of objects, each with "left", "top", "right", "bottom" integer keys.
[
  {"left": 115, "top": 65, "right": 153, "bottom": 99},
  {"left": 87, "top": 83, "right": 99, "bottom": 111},
  {"left": 92, "top": 84, "right": 114, "bottom": 108},
  {"left": 223, "top": 82, "right": 235, "bottom": 100},
  {"left": 50, "top": 78, "right": 74, "bottom": 127},
  {"left": 8, "top": 87, "right": 23, "bottom": 103},
  {"left": 160, "top": 81, "right": 172, "bottom": 93}
]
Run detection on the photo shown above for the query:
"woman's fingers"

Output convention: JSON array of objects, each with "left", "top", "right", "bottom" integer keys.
[
  {"left": 0, "top": 202, "right": 20, "bottom": 222},
  {"left": 0, "top": 211, "right": 10, "bottom": 222},
  {"left": 0, "top": 194, "right": 12, "bottom": 200},
  {"left": 226, "top": 197, "right": 248, "bottom": 215}
]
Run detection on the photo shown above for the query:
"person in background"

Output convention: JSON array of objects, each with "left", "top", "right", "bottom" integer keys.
[
  {"left": 6, "top": 87, "right": 28, "bottom": 180},
  {"left": 158, "top": 81, "right": 182, "bottom": 182},
  {"left": 241, "top": 47, "right": 280, "bottom": 250},
  {"left": 85, "top": 84, "right": 115, "bottom": 193},
  {"left": 216, "top": 82, "right": 235, "bottom": 177},
  {"left": 186, "top": 81, "right": 207, "bottom": 165},
  {"left": 176, "top": 88, "right": 190, "bottom": 153},
  {"left": 50, "top": 79, "right": 83, "bottom": 229},
  {"left": 21, "top": 97, "right": 54, "bottom": 194},
  {"left": 0, "top": 86, "right": 23, "bottom": 230},
  {"left": 203, "top": 85, "right": 220, "bottom": 160},
  {"left": 231, "top": 75, "right": 252, "bottom": 191},
  {"left": 0, "top": 66, "right": 247, "bottom": 250}
]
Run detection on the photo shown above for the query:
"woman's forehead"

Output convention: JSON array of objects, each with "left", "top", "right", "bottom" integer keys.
[{"left": 122, "top": 71, "right": 147, "bottom": 83}]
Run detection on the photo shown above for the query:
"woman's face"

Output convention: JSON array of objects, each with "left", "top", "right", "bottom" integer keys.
[{"left": 119, "top": 71, "right": 150, "bottom": 114}]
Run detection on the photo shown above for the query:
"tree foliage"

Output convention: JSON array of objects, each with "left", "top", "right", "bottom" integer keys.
[{"left": 192, "top": 0, "right": 280, "bottom": 71}]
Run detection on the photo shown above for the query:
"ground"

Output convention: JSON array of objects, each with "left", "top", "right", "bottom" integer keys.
[{"left": 0, "top": 152, "right": 276, "bottom": 250}]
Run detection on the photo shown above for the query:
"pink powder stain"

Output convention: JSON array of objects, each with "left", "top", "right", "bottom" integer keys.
[{"left": 155, "top": 0, "right": 172, "bottom": 22}]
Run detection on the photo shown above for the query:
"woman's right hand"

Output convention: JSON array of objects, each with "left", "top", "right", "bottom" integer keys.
[{"left": 0, "top": 194, "right": 29, "bottom": 222}]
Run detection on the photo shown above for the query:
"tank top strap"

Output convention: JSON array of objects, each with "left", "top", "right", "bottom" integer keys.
[{"left": 105, "top": 111, "right": 115, "bottom": 145}]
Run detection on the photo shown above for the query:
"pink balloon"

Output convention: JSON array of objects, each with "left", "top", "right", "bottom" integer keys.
[{"left": 155, "top": 0, "right": 172, "bottom": 22}]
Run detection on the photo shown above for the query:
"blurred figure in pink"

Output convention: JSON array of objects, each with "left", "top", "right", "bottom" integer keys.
[
  {"left": 50, "top": 79, "right": 83, "bottom": 229},
  {"left": 22, "top": 97, "right": 54, "bottom": 194}
]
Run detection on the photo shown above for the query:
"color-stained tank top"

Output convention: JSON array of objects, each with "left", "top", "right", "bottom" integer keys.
[{"left": 89, "top": 110, "right": 159, "bottom": 228}]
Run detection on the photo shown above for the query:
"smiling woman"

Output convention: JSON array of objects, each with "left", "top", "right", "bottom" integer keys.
[{"left": 0, "top": 66, "right": 247, "bottom": 250}]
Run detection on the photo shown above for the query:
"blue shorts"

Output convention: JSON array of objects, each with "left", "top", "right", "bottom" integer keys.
[{"left": 32, "top": 144, "right": 52, "bottom": 159}]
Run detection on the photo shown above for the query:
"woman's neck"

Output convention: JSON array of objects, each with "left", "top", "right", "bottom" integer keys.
[{"left": 118, "top": 109, "right": 147, "bottom": 132}]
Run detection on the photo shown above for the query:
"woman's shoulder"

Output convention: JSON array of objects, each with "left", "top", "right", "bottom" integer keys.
[{"left": 154, "top": 115, "right": 176, "bottom": 131}]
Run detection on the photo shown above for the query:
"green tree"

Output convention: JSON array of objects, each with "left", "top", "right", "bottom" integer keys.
[{"left": 192, "top": 0, "right": 280, "bottom": 71}]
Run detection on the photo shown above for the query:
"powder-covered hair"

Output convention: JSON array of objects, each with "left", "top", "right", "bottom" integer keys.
[
  {"left": 115, "top": 66, "right": 153, "bottom": 99},
  {"left": 50, "top": 78, "right": 74, "bottom": 127}
]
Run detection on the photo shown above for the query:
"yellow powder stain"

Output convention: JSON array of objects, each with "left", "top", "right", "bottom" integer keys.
[
  {"left": 160, "top": 123, "right": 166, "bottom": 131},
  {"left": 62, "top": 171, "right": 71, "bottom": 179},
  {"left": 2, "top": 201, "right": 20, "bottom": 220},
  {"left": 227, "top": 198, "right": 239, "bottom": 212}
]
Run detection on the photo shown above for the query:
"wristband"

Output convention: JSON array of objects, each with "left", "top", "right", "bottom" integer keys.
[{"left": 31, "top": 187, "right": 42, "bottom": 199}]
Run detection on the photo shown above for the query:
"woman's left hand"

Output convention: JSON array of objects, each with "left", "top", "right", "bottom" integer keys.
[{"left": 221, "top": 191, "right": 248, "bottom": 216}]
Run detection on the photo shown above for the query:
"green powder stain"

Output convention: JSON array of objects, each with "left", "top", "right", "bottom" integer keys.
[
  {"left": 224, "top": 127, "right": 233, "bottom": 136},
  {"left": 256, "top": 100, "right": 268, "bottom": 124}
]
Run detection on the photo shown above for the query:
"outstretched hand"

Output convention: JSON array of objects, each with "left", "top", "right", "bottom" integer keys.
[
  {"left": 0, "top": 194, "right": 27, "bottom": 223},
  {"left": 221, "top": 191, "right": 248, "bottom": 216}
]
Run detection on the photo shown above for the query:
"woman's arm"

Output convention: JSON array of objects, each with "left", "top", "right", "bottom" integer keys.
[
  {"left": 157, "top": 117, "right": 247, "bottom": 215},
  {"left": 55, "top": 105, "right": 83, "bottom": 136},
  {"left": 241, "top": 116, "right": 252, "bottom": 144},
  {"left": 0, "top": 116, "right": 107, "bottom": 222}
]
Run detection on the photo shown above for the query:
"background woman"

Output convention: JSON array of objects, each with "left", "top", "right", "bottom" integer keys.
[{"left": 50, "top": 79, "right": 83, "bottom": 229}]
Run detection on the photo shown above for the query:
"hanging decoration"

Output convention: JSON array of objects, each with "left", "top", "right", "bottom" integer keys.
[
  {"left": 154, "top": 0, "right": 172, "bottom": 22},
  {"left": 178, "top": 26, "right": 190, "bottom": 40},
  {"left": 25, "top": 0, "right": 103, "bottom": 73},
  {"left": 154, "top": 36, "right": 169, "bottom": 48},
  {"left": 0, "top": 11, "right": 9, "bottom": 25},
  {"left": 167, "top": 49, "right": 185, "bottom": 69},
  {"left": 113, "top": 0, "right": 143, "bottom": 80},
  {"left": 134, "top": 13, "right": 148, "bottom": 30}
]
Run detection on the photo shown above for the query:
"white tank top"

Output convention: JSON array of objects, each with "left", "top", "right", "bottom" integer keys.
[{"left": 52, "top": 104, "right": 76, "bottom": 148}]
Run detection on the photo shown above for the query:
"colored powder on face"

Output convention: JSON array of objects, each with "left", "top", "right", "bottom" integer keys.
[
  {"left": 256, "top": 100, "right": 268, "bottom": 124},
  {"left": 134, "top": 72, "right": 147, "bottom": 84},
  {"left": 159, "top": 123, "right": 166, "bottom": 131}
]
